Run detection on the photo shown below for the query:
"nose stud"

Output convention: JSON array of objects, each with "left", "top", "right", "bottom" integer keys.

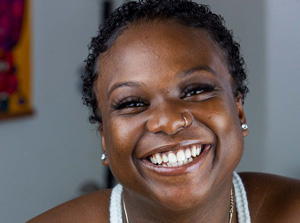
[{"left": 182, "top": 115, "right": 188, "bottom": 128}]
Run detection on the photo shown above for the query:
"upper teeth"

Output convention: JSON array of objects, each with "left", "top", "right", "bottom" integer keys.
[{"left": 149, "top": 145, "right": 203, "bottom": 167}]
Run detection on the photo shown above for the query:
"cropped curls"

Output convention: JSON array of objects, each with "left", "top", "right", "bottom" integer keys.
[{"left": 82, "top": 0, "right": 249, "bottom": 124}]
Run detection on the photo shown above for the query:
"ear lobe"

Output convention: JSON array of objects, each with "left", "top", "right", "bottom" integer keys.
[
  {"left": 99, "top": 124, "right": 109, "bottom": 167},
  {"left": 236, "top": 93, "right": 249, "bottom": 137}
]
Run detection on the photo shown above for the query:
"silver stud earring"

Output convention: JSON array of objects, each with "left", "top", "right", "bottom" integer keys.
[
  {"left": 101, "top": 154, "right": 107, "bottom": 160},
  {"left": 241, "top": 124, "right": 248, "bottom": 131}
]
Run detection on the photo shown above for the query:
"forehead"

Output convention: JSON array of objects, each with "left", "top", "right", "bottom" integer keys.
[{"left": 97, "top": 19, "right": 231, "bottom": 97}]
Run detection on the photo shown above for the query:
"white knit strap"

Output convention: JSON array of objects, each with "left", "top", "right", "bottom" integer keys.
[
  {"left": 110, "top": 184, "right": 123, "bottom": 223},
  {"left": 233, "top": 172, "right": 251, "bottom": 223}
]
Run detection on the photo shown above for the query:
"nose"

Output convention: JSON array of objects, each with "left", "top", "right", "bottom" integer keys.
[{"left": 146, "top": 102, "right": 192, "bottom": 135}]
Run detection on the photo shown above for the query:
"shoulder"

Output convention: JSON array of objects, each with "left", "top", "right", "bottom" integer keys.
[
  {"left": 238, "top": 172, "right": 300, "bottom": 223},
  {"left": 27, "top": 189, "right": 112, "bottom": 223}
]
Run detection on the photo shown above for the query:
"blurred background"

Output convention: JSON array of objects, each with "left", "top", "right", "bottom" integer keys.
[{"left": 0, "top": 0, "right": 299, "bottom": 222}]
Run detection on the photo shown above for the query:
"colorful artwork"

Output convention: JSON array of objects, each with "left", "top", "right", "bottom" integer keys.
[{"left": 0, "top": 0, "right": 32, "bottom": 120}]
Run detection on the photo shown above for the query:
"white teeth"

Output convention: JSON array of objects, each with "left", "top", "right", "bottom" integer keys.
[
  {"left": 185, "top": 148, "right": 191, "bottom": 158},
  {"left": 176, "top": 150, "right": 185, "bottom": 162},
  {"left": 153, "top": 156, "right": 158, "bottom": 164},
  {"left": 191, "top": 145, "right": 197, "bottom": 157},
  {"left": 168, "top": 152, "right": 177, "bottom": 163},
  {"left": 150, "top": 156, "right": 154, "bottom": 163},
  {"left": 155, "top": 153, "right": 162, "bottom": 164},
  {"left": 183, "top": 158, "right": 188, "bottom": 164},
  {"left": 196, "top": 146, "right": 201, "bottom": 156},
  {"left": 149, "top": 144, "right": 206, "bottom": 165},
  {"left": 162, "top": 153, "right": 169, "bottom": 162},
  {"left": 151, "top": 156, "right": 157, "bottom": 164}
]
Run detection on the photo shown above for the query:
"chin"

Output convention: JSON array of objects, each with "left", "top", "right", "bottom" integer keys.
[{"left": 144, "top": 179, "right": 210, "bottom": 211}]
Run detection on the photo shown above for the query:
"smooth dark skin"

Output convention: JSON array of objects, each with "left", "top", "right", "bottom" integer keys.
[{"left": 28, "top": 20, "right": 300, "bottom": 223}]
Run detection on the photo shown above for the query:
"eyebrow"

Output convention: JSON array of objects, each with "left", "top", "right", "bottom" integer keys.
[
  {"left": 107, "top": 81, "right": 142, "bottom": 99},
  {"left": 107, "top": 65, "right": 217, "bottom": 99},
  {"left": 177, "top": 65, "right": 217, "bottom": 78}
]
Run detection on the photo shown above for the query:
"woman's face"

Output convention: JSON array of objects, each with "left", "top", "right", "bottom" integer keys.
[{"left": 96, "top": 20, "right": 248, "bottom": 210}]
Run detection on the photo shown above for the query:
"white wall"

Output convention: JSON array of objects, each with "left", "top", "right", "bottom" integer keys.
[
  {"left": 0, "top": 0, "right": 106, "bottom": 222},
  {"left": 265, "top": 0, "right": 300, "bottom": 178},
  {"left": 1, "top": 1, "right": 300, "bottom": 222}
]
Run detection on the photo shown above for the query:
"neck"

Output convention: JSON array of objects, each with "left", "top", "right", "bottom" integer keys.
[{"left": 122, "top": 176, "right": 237, "bottom": 223}]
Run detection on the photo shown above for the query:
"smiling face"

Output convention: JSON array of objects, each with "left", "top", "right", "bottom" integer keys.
[{"left": 96, "top": 19, "right": 248, "bottom": 210}]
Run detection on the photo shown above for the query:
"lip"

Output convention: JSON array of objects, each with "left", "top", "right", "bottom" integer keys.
[
  {"left": 140, "top": 140, "right": 208, "bottom": 159},
  {"left": 140, "top": 144, "right": 212, "bottom": 176}
]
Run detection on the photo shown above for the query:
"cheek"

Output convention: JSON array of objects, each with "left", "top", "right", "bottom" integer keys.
[
  {"left": 104, "top": 118, "right": 134, "bottom": 155},
  {"left": 203, "top": 96, "right": 241, "bottom": 132},
  {"left": 102, "top": 117, "right": 142, "bottom": 179},
  {"left": 209, "top": 97, "right": 244, "bottom": 166},
  {"left": 192, "top": 96, "right": 244, "bottom": 160}
]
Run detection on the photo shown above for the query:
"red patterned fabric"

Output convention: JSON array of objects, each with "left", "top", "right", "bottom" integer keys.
[
  {"left": 0, "top": 0, "right": 25, "bottom": 51},
  {"left": 0, "top": 0, "right": 25, "bottom": 97}
]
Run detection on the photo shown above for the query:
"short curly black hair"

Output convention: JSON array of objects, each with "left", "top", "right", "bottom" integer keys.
[{"left": 82, "top": 0, "right": 248, "bottom": 124}]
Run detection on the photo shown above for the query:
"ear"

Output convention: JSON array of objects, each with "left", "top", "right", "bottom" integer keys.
[
  {"left": 99, "top": 124, "right": 109, "bottom": 167},
  {"left": 236, "top": 93, "right": 249, "bottom": 137}
]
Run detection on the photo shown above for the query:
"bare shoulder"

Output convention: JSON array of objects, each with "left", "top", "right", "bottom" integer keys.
[
  {"left": 26, "top": 189, "right": 112, "bottom": 223},
  {"left": 239, "top": 172, "right": 300, "bottom": 223}
]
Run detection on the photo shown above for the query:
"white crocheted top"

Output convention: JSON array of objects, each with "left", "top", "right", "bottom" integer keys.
[{"left": 109, "top": 172, "right": 251, "bottom": 223}]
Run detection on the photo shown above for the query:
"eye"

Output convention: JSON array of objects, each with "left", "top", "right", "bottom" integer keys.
[
  {"left": 181, "top": 84, "right": 215, "bottom": 99},
  {"left": 112, "top": 97, "right": 149, "bottom": 110}
]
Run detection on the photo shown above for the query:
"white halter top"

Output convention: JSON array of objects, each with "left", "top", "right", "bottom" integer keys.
[{"left": 109, "top": 172, "right": 251, "bottom": 223}]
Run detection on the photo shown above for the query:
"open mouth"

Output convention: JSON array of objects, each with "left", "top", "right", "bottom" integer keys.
[{"left": 146, "top": 144, "right": 211, "bottom": 167}]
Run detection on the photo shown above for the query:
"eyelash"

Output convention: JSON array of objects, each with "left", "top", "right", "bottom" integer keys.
[
  {"left": 112, "top": 97, "right": 149, "bottom": 110},
  {"left": 112, "top": 84, "right": 215, "bottom": 110},
  {"left": 181, "top": 84, "right": 215, "bottom": 98}
]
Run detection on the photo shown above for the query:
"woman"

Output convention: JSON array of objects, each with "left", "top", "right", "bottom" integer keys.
[{"left": 28, "top": 0, "right": 300, "bottom": 222}]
